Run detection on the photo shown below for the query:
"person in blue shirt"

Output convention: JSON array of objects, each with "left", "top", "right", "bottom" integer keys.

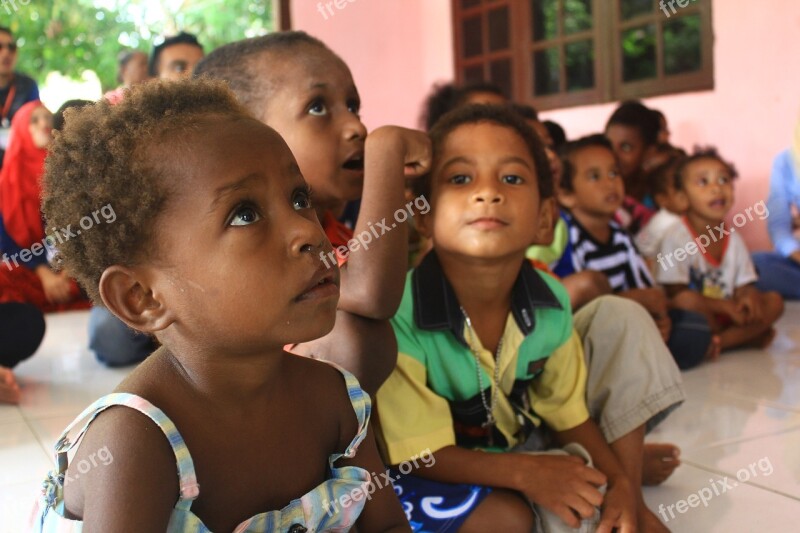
[{"left": 752, "top": 123, "right": 800, "bottom": 299}]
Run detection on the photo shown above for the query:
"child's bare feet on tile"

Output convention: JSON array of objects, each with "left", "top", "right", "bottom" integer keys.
[
  {"left": 705, "top": 335, "right": 721, "bottom": 361},
  {"left": 0, "top": 366, "right": 20, "bottom": 404},
  {"left": 643, "top": 443, "right": 680, "bottom": 486}
]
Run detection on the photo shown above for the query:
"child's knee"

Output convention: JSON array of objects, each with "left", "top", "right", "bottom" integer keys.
[
  {"left": 763, "top": 291, "right": 785, "bottom": 320},
  {"left": 459, "top": 489, "right": 534, "bottom": 533},
  {"left": 670, "top": 289, "right": 707, "bottom": 314}
]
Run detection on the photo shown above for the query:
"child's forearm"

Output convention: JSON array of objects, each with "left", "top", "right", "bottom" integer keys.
[
  {"left": 409, "top": 445, "right": 526, "bottom": 492},
  {"left": 554, "top": 420, "right": 627, "bottom": 483},
  {"left": 338, "top": 130, "right": 409, "bottom": 320}
]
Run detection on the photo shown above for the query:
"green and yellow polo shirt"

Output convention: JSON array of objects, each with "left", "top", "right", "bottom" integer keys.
[{"left": 376, "top": 252, "right": 589, "bottom": 465}]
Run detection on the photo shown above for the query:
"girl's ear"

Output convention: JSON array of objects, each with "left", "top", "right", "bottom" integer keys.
[{"left": 98, "top": 266, "right": 175, "bottom": 334}]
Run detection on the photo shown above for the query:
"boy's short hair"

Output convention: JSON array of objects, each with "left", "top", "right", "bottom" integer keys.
[
  {"left": 194, "top": 31, "right": 329, "bottom": 120},
  {"left": 544, "top": 120, "right": 567, "bottom": 150},
  {"left": 420, "top": 81, "right": 506, "bottom": 131},
  {"left": 559, "top": 134, "right": 614, "bottom": 192},
  {"left": 0, "top": 27, "right": 12, "bottom": 38},
  {"left": 42, "top": 79, "right": 250, "bottom": 302},
  {"left": 149, "top": 32, "right": 203, "bottom": 77},
  {"left": 673, "top": 147, "right": 739, "bottom": 191},
  {"left": 416, "top": 104, "right": 553, "bottom": 201},
  {"left": 52, "top": 99, "right": 92, "bottom": 132},
  {"left": 605, "top": 100, "right": 660, "bottom": 147},
  {"left": 510, "top": 103, "right": 539, "bottom": 122}
]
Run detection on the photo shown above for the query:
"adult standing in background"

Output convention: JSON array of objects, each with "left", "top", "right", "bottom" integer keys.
[
  {"left": 753, "top": 117, "right": 800, "bottom": 299},
  {"left": 149, "top": 31, "right": 204, "bottom": 80},
  {"left": 0, "top": 26, "right": 40, "bottom": 168}
]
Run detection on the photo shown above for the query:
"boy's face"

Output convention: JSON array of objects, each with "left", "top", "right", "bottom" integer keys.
[
  {"left": 559, "top": 145, "right": 624, "bottom": 218},
  {"left": 420, "top": 122, "right": 546, "bottom": 260},
  {"left": 680, "top": 157, "right": 734, "bottom": 223},
  {"left": 146, "top": 117, "right": 339, "bottom": 351},
  {"left": 157, "top": 44, "right": 204, "bottom": 80},
  {"left": 606, "top": 124, "right": 647, "bottom": 181},
  {"left": 256, "top": 45, "right": 367, "bottom": 210}
]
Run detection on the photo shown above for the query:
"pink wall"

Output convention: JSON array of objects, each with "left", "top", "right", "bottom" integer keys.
[
  {"left": 292, "top": 0, "right": 454, "bottom": 131},
  {"left": 293, "top": 0, "right": 800, "bottom": 251}
]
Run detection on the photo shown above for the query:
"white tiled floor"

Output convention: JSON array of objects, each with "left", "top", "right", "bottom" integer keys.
[{"left": 2, "top": 305, "right": 799, "bottom": 532}]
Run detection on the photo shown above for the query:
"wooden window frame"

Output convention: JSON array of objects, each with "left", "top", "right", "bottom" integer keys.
[{"left": 452, "top": 0, "right": 714, "bottom": 111}]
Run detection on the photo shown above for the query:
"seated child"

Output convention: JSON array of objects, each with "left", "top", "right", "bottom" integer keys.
[
  {"left": 376, "top": 105, "right": 686, "bottom": 533},
  {"left": 0, "top": 302, "right": 46, "bottom": 403},
  {"left": 635, "top": 156, "right": 686, "bottom": 271},
  {"left": 554, "top": 134, "right": 714, "bottom": 368},
  {"left": 31, "top": 79, "right": 408, "bottom": 532},
  {"left": 196, "top": 32, "right": 432, "bottom": 395},
  {"left": 657, "top": 148, "right": 785, "bottom": 351}
]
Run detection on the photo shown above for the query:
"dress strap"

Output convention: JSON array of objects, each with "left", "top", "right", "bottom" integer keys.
[
  {"left": 327, "top": 365, "right": 372, "bottom": 465},
  {"left": 53, "top": 392, "right": 200, "bottom": 509}
]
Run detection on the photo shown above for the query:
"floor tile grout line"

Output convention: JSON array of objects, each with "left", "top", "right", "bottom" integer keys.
[
  {"left": 682, "top": 460, "right": 800, "bottom": 502},
  {"left": 678, "top": 423, "right": 800, "bottom": 454}
]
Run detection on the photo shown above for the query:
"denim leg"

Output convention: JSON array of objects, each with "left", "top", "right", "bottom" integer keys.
[
  {"left": 88, "top": 306, "right": 153, "bottom": 367},
  {"left": 0, "top": 302, "right": 46, "bottom": 368},
  {"left": 667, "top": 309, "right": 712, "bottom": 370},
  {"left": 752, "top": 252, "right": 800, "bottom": 300}
]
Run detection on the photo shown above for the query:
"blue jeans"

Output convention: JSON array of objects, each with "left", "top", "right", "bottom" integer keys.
[
  {"left": 88, "top": 306, "right": 154, "bottom": 367},
  {"left": 667, "top": 309, "right": 712, "bottom": 370},
  {"left": 752, "top": 252, "right": 800, "bottom": 300}
]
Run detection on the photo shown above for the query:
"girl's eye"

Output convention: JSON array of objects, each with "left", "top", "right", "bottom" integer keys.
[
  {"left": 718, "top": 175, "right": 730, "bottom": 185},
  {"left": 698, "top": 177, "right": 708, "bottom": 186},
  {"left": 621, "top": 143, "right": 633, "bottom": 153},
  {"left": 293, "top": 187, "right": 313, "bottom": 210},
  {"left": 609, "top": 170, "right": 620, "bottom": 179},
  {"left": 587, "top": 170, "right": 601, "bottom": 181},
  {"left": 347, "top": 99, "right": 361, "bottom": 116},
  {"left": 502, "top": 175, "right": 523, "bottom": 185},
  {"left": 308, "top": 99, "right": 327, "bottom": 116},
  {"left": 230, "top": 205, "right": 261, "bottom": 227},
  {"left": 450, "top": 174, "right": 471, "bottom": 185}
]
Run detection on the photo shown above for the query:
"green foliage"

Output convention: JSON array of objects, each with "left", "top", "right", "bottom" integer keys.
[{"left": 6, "top": 0, "right": 274, "bottom": 91}]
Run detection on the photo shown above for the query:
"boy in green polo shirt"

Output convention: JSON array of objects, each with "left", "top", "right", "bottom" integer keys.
[{"left": 376, "top": 105, "right": 681, "bottom": 533}]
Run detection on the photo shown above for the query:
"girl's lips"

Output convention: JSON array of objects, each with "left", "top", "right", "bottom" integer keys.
[
  {"left": 709, "top": 199, "right": 726, "bottom": 209},
  {"left": 295, "top": 279, "right": 339, "bottom": 302},
  {"left": 468, "top": 217, "right": 508, "bottom": 230}
]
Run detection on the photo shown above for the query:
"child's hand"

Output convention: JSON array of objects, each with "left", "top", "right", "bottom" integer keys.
[
  {"left": 736, "top": 292, "right": 763, "bottom": 324},
  {"left": 515, "top": 453, "right": 606, "bottom": 528},
  {"left": 597, "top": 475, "right": 637, "bottom": 533},
  {"left": 369, "top": 126, "right": 432, "bottom": 178},
  {"left": 621, "top": 288, "right": 670, "bottom": 340},
  {"left": 717, "top": 298, "right": 747, "bottom": 326},
  {"left": 35, "top": 265, "right": 72, "bottom": 304}
]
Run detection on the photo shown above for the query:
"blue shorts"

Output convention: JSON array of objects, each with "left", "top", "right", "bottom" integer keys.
[{"left": 389, "top": 468, "right": 492, "bottom": 533}]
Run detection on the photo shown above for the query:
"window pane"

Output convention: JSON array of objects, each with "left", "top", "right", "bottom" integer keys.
[
  {"left": 488, "top": 7, "right": 510, "bottom": 51},
  {"left": 621, "top": 24, "right": 656, "bottom": 81},
  {"left": 463, "top": 16, "right": 483, "bottom": 58},
  {"left": 620, "top": 0, "right": 653, "bottom": 20},
  {"left": 533, "top": 47, "right": 560, "bottom": 95},
  {"left": 564, "top": 0, "right": 593, "bottom": 35},
  {"left": 532, "top": 0, "right": 558, "bottom": 42},
  {"left": 461, "top": 0, "right": 481, "bottom": 8},
  {"left": 464, "top": 65, "right": 485, "bottom": 83},
  {"left": 565, "top": 39, "right": 594, "bottom": 91},
  {"left": 663, "top": 14, "right": 702, "bottom": 75},
  {"left": 490, "top": 59, "right": 512, "bottom": 97}
]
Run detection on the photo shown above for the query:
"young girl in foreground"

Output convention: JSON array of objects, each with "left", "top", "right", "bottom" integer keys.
[{"left": 32, "top": 79, "right": 408, "bottom": 532}]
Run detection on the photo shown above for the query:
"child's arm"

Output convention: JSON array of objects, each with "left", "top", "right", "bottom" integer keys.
[
  {"left": 410, "top": 445, "right": 607, "bottom": 529},
  {"left": 68, "top": 407, "right": 177, "bottom": 532},
  {"left": 665, "top": 283, "right": 746, "bottom": 325},
  {"left": 554, "top": 420, "right": 637, "bottom": 533},
  {"left": 337, "top": 127, "right": 431, "bottom": 320},
  {"left": 733, "top": 284, "right": 764, "bottom": 324}
]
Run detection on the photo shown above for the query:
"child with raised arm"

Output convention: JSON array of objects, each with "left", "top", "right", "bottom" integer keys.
[
  {"left": 195, "top": 32, "right": 431, "bottom": 395},
  {"left": 657, "top": 149, "right": 784, "bottom": 351},
  {"left": 32, "top": 79, "right": 409, "bottom": 532},
  {"left": 376, "top": 105, "right": 686, "bottom": 533}
]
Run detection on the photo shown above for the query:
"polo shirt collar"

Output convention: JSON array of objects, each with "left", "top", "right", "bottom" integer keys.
[{"left": 411, "top": 251, "right": 563, "bottom": 346}]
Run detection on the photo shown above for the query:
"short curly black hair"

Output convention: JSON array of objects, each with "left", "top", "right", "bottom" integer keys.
[
  {"left": 194, "top": 31, "right": 330, "bottom": 120},
  {"left": 42, "top": 78, "right": 251, "bottom": 303},
  {"left": 420, "top": 81, "right": 506, "bottom": 131},
  {"left": 673, "top": 147, "right": 739, "bottom": 191},
  {"left": 149, "top": 31, "right": 203, "bottom": 77},
  {"left": 605, "top": 100, "right": 661, "bottom": 147},
  {"left": 559, "top": 134, "right": 615, "bottom": 192},
  {"left": 415, "top": 104, "right": 553, "bottom": 201}
]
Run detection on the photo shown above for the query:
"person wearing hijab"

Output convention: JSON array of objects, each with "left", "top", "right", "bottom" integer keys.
[{"left": 0, "top": 100, "right": 89, "bottom": 311}]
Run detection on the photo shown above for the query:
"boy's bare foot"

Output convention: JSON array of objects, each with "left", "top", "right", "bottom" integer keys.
[
  {"left": 0, "top": 366, "right": 21, "bottom": 404},
  {"left": 643, "top": 443, "right": 680, "bottom": 486},
  {"left": 705, "top": 335, "right": 721, "bottom": 361}
]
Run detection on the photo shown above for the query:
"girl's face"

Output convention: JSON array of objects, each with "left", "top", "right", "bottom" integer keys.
[
  {"left": 29, "top": 107, "right": 53, "bottom": 149},
  {"left": 606, "top": 123, "right": 646, "bottom": 181},
  {"left": 146, "top": 117, "right": 339, "bottom": 353}
]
